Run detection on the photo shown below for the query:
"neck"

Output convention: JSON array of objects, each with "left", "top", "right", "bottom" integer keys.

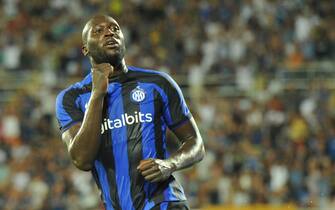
[
  {"left": 90, "top": 58, "right": 127, "bottom": 77},
  {"left": 112, "top": 59, "right": 127, "bottom": 76}
]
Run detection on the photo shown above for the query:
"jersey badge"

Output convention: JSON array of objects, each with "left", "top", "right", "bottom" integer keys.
[{"left": 130, "top": 86, "right": 146, "bottom": 103}]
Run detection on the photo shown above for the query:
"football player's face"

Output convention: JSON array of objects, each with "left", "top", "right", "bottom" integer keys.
[{"left": 85, "top": 16, "right": 126, "bottom": 65}]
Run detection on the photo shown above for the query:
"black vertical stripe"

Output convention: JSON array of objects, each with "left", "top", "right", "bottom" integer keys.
[
  {"left": 62, "top": 89, "right": 83, "bottom": 120},
  {"left": 98, "top": 96, "right": 122, "bottom": 210},
  {"left": 164, "top": 79, "right": 186, "bottom": 128},
  {"left": 149, "top": 89, "right": 167, "bottom": 203},
  {"left": 121, "top": 81, "right": 146, "bottom": 210},
  {"left": 61, "top": 84, "right": 92, "bottom": 130},
  {"left": 62, "top": 84, "right": 92, "bottom": 115},
  {"left": 154, "top": 89, "right": 165, "bottom": 160},
  {"left": 91, "top": 167, "right": 104, "bottom": 202},
  {"left": 150, "top": 204, "right": 161, "bottom": 210}
]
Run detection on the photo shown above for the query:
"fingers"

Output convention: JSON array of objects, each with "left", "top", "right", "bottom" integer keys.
[
  {"left": 137, "top": 159, "right": 154, "bottom": 171},
  {"left": 144, "top": 171, "right": 162, "bottom": 182},
  {"left": 91, "top": 63, "right": 113, "bottom": 76},
  {"left": 91, "top": 63, "right": 113, "bottom": 95},
  {"left": 137, "top": 159, "right": 164, "bottom": 182},
  {"left": 151, "top": 176, "right": 163, "bottom": 183},
  {"left": 141, "top": 165, "right": 159, "bottom": 177},
  {"left": 91, "top": 62, "right": 112, "bottom": 69}
]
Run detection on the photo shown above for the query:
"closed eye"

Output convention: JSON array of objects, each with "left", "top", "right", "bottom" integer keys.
[{"left": 93, "top": 27, "right": 103, "bottom": 34}]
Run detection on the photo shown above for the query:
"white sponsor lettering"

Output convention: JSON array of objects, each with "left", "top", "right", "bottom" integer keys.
[{"left": 101, "top": 111, "right": 153, "bottom": 134}]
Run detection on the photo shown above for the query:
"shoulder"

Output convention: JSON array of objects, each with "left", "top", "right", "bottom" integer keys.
[
  {"left": 127, "top": 66, "right": 178, "bottom": 87},
  {"left": 56, "top": 74, "right": 92, "bottom": 105}
]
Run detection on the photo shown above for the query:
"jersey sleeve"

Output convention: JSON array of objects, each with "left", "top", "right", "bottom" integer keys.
[
  {"left": 160, "top": 73, "right": 192, "bottom": 129},
  {"left": 55, "top": 87, "right": 84, "bottom": 133}
]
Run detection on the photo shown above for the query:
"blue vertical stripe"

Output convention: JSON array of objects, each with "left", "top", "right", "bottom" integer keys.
[
  {"left": 160, "top": 201, "right": 168, "bottom": 210},
  {"left": 110, "top": 84, "right": 135, "bottom": 210},
  {"left": 138, "top": 82, "right": 158, "bottom": 207},
  {"left": 56, "top": 89, "right": 74, "bottom": 129},
  {"left": 161, "top": 120, "right": 168, "bottom": 159},
  {"left": 94, "top": 160, "right": 114, "bottom": 210},
  {"left": 163, "top": 181, "right": 178, "bottom": 201},
  {"left": 138, "top": 83, "right": 157, "bottom": 160},
  {"left": 143, "top": 200, "right": 155, "bottom": 210}
]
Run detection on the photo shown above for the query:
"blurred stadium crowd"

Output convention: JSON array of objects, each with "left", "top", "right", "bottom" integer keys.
[{"left": 0, "top": 0, "right": 334, "bottom": 209}]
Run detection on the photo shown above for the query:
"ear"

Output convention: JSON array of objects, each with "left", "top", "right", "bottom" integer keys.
[{"left": 82, "top": 45, "right": 89, "bottom": 56}]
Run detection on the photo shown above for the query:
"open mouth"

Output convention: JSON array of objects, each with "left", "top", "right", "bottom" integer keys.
[{"left": 104, "top": 39, "right": 118, "bottom": 47}]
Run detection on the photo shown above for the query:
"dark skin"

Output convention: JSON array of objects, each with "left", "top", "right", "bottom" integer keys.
[{"left": 62, "top": 15, "right": 205, "bottom": 182}]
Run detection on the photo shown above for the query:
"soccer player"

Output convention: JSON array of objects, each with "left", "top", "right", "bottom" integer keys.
[{"left": 55, "top": 15, "right": 205, "bottom": 210}]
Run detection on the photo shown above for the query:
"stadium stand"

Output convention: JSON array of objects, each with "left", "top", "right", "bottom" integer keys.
[{"left": 0, "top": 0, "right": 334, "bottom": 209}]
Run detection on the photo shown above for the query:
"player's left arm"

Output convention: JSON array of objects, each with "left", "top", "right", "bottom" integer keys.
[
  {"left": 137, "top": 117, "right": 205, "bottom": 183},
  {"left": 167, "top": 117, "right": 205, "bottom": 170},
  {"left": 137, "top": 73, "right": 205, "bottom": 183}
]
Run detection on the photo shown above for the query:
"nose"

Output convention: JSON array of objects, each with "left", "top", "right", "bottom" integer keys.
[{"left": 105, "top": 28, "right": 114, "bottom": 36}]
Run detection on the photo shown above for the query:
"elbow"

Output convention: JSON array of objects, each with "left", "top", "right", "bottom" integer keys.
[
  {"left": 199, "top": 145, "right": 206, "bottom": 162},
  {"left": 198, "top": 144, "right": 205, "bottom": 162},
  {"left": 72, "top": 158, "right": 93, "bottom": 171},
  {"left": 69, "top": 150, "right": 93, "bottom": 171}
]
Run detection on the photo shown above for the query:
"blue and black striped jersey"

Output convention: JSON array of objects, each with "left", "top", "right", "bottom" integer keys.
[{"left": 55, "top": 66, "right": 192, "bottom": 210}]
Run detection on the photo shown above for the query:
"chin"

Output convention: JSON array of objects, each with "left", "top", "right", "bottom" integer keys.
[
  {"left": 106, "top": 54, "right": 124, "bottom": 66},
  {"left": 106, "top": 49, "right": 125, "bottom": 64},
  {"left": 105, "top": 49, "right": 120, "bottom": 57},
  {"left": 92, "top": 47, "right": 125, "bottom": 65}
]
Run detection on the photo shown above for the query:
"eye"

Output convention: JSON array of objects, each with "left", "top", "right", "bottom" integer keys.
[
  {"left": 94, "top": 28, "right": 103, "bottom": 34},
  {"left": 111, "top": 26, "right": 119, "bottom": 32}
]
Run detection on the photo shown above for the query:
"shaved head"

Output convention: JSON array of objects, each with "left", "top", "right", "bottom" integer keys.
[
  {"left": 82, "top": 15, "right": 118, "bottom": 45},
  {"left": 82, "top": 20, "right": 91, "bottom": 45}
]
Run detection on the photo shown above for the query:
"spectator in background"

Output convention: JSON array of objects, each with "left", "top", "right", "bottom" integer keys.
[{"left": 0, "top": 0, "right": 334, "bottom": 209}]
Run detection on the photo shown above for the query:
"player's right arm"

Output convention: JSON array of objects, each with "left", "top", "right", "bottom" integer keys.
[{"left": 60, "top": 63, "right": 112, "bottom": 171}]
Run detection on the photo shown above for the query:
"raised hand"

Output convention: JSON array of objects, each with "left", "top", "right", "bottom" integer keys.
[{"left": 91, "top": 63, "right": 113, "bottom": 97}]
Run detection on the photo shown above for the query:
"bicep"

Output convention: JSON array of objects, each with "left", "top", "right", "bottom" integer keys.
[
  {"left": 61, "top": 122, "right": 82, "bottom": 148},
  {"left": 171, "top": 117, "right": 200, "bottom": 144}
]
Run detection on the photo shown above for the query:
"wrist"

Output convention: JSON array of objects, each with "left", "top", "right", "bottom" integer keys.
[
  {"left": 91, "top": 91, "right": 106, "bottom": 100},
  {"left": 165, "top": 159, "right": 177, "bottom": 173}
]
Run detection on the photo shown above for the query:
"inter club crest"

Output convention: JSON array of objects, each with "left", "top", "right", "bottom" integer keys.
[{"left": 130, "top": 86, "right": 146, "bottom": 103}]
